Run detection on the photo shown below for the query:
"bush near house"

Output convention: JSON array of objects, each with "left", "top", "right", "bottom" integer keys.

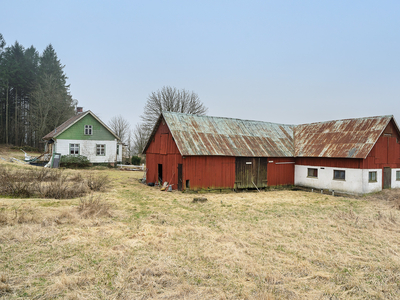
[
  {"left": 60, "top": 155, "right": 91, "bottom": 168},
  {"left": 131, "top": 155, "right": 141, "bottom": 165}
]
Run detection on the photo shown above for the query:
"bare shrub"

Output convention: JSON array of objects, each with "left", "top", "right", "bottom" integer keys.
[
  {"left": 38, "top": 175, "right": 88, "bottom": 199},
  {"left": 0, "top": 166, "right": 111, "bottom": 200},
  {"left": 70, "top": 173, "right": 83, "bottom": 182},
  {"left": 78, "top": 195, "right": 112, "bottom": 219},
  {"left": 34, "top": 168, "right": 61, "bottom": 182},
  {"left": 86, "top": 174, "right": 110, "bottom": 191},
  {"left": 0, "top": 168, "right": 36, "bottom": 197}
]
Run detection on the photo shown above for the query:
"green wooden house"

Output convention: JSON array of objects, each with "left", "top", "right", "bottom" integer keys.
[{"left": 43, "top": 109, "right": 122, "bottom": 164}]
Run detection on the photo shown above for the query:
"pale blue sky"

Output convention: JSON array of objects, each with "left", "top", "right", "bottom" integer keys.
[{"left": 1, "top": 0, "right": 399, "bottom": 127}]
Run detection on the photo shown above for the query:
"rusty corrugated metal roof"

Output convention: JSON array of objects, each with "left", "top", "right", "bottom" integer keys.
[
  {"left": 162, "top": 112, "right": 295, "bottom": 157},
  {"left": 144, "top": 112, "right": 397, "bottom": 159},
  {"left": 295, "top": 115, "right": 393, "bottom": 158}
]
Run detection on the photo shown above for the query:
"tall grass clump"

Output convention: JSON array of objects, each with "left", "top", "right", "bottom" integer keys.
[
  {"left": 0, "top": 165, "right": 109, "bottom": 199},
  {"left": 78, "top": 195, "right": 111, "bottom": 218},
  {"left": 37, "top": 174, "right": 88, "bottom": 199},
  {"left": 86, "top": 174, "right": 110, "bottom": 191}
]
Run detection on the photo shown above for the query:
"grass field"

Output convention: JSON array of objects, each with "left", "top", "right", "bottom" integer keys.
[{"left": 1, "top": 158, "right": 400, "bottom": 299}]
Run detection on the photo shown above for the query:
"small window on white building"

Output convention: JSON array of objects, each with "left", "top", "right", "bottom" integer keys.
[
  {"left": 369, "top": 171, "right": 377, "bottom": 182},
  {"left": 307, "top": 168, "right": 318, "bottom": 178},
  {"left": 333, "top": 170, "right": 345, "bottom": 180},
  {"left": 96, "top": 144, "right": 105, "bottom": 156},
  {"left": 397, "top": 171, "right": 400, "bottom": 181},
  {"left": 117, "top": 145, "right": 119, "bottom": 155},
  {"left": 84, "top": 125, "right": 93, "bottom": 135},
  {"left": 69, "top": 143, "right": 79, "bottom": 155}
]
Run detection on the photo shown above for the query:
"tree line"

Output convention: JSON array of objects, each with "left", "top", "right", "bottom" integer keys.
[{"left": 0, "top": 33, "right": 76, "bottom": 149}]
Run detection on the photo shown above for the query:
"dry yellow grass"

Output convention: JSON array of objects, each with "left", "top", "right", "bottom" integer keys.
[{"left": 1, "top": 160, "right": 400, "bottom": 299}]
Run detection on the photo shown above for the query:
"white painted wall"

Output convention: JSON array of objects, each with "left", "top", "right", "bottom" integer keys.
[
  {"left": 361, "top": 169, "right": 382, "bottom": 193},
  {"left": 392, "top": 168, "right": 400, "bottom": 189},
  {"left": 117, "top": 144, "right": 123, "bottom": 163},
  {"left": 55, "top": 139, "right": 118, "bottom": 163},
  {"left": 295, "top": 165, "right": 383, "bottom": 194}
]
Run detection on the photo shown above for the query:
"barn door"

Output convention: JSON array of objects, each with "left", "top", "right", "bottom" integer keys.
[
  {"left": 383, "top": 167, "right": 391, "bottom": 189},
  {"left": 177, "top": 164, "right": 183, "bottom": 191},
  {"left": 158, "top": 164, "right": 163, "bottom": 184},
  {"left": 235, "top": 157, "right": 268, "bottom": 189}
]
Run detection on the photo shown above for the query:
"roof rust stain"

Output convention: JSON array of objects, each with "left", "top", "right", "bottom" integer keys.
[
  {"left": 295, "top": 115, "right": 392, "bottom": 158},
  {"left": 162, "top": 112, "right": 295, "bottom": 157},
  {"left": 144, "top": 112, "right": 394, "bottom": 159}
]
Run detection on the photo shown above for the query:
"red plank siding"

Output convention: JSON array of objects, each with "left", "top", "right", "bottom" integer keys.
[
  {"left": 295, "top": 157, "right": 363, "bottom": 169},
  {"left": 183, "top": 156, "right": 235, "bottom": 190},
  {"left": 267, "top": 157, "right": 295, "bottom": 186},
  {"left": 362, "top": 135, "right": 400, "bottom": 169},
  {"left": 146, "top": 120, "right": 183, "bottom": 189}
]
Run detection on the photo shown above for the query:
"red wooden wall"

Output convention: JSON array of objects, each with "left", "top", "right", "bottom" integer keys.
[
  {"left": 362, "top": 135, "right": 400, "bottom": 169},
  {"left": 146, "top": 119, "right": 183, "bottom": 189},
  {"left": 183, "top": 156, "right": 235, "bottom": 190},
  {"left": 267, "top": 157, "right": 295, "bottom": 186},
  {"left": 295, "top": 157, "right": 363, "bottom": 168}
]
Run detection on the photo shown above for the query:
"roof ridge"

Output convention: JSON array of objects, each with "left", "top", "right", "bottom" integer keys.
[
  {"left": 162, "top": 111, "right": 296, "bottom": 127},
  {"left": 296, "top": 115, "right": 393, "bottom": 127}
]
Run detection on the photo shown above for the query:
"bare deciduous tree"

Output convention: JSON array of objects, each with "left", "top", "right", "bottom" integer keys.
[
  {"left": 141, "top": 86, "right": 207, "bottom": 132},
  {"left": 132, "top": 123, "right": 149, "bottom": 155},
  {"left": 108, "top": 115, "right": 130, "bottom": 142}
]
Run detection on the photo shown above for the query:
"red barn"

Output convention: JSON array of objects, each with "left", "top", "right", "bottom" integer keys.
[
  {"left": 143, "top": 112, "right": 295, "bottom": 191},
  {"left": 143, "top": 113, "right": 400, "bottom": 194}
]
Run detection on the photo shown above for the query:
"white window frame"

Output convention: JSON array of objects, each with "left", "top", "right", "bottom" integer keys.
[
  {"left": 69, "top": 143, "right": 80, "bottom": 155},
  {"left": 396, "top": 171, "right": 400, "bottom": 181},
  {"left": 96, "top": 144, "right": 105, "bottom": 156},
  {"left": 84, "top": 125, "right": 93, "bottom": 135}
]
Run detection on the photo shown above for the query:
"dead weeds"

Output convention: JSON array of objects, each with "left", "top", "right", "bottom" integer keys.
[
  {"left": 2, "top": 167, "right": 400, "bottom": 299},
  {"left": 78, "top": 195, "right": 112, "bottom": 219},
  {"left": 0, "top": 165, "right": 110, "bottom": 199}
]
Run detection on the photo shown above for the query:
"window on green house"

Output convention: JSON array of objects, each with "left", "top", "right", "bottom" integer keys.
[
  {"left": 84, "top": 125, "right": 93, "bottom": 135},
  {"left": 333, "top": 170, "right": 345, "bottom": 180},
  {"left": 397, "top": 171, "right": 400, "bottom": 181},
  {"left": 369, "top": 171, "right": 377, "bottom": 182},
  {"left": 69, "top": 143, "right": 79, "bottom": 155},
  {"left": 96, "top": 144, "right": 105, "bottom": 156}
]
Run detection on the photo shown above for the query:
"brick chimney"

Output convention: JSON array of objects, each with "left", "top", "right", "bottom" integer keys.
[{"left": 76, "top": 107, "right": 83, "bottom": 114}]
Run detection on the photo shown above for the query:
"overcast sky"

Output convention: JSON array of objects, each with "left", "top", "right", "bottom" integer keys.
[{"left": 1, "top": 0, "right": 399, "bottom": 127}]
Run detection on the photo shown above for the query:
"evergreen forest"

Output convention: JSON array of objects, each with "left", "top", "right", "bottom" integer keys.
[{"left": 0, "top": 33, "right": 77, "bottom": 150}]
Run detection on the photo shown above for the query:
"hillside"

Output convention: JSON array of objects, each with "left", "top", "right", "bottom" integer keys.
[{"left": 0, "top": 157, "right": 400, "bottom": 299}]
